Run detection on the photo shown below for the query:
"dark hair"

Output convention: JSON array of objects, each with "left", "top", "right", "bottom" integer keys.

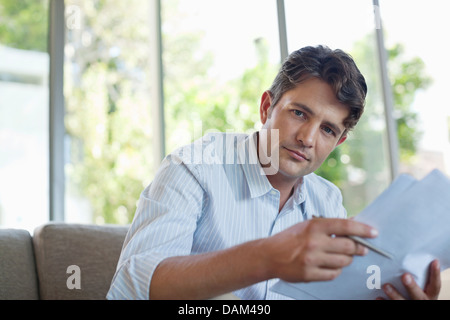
[{"left": 268, "top": 45, "right": 367, "bottom": 132}]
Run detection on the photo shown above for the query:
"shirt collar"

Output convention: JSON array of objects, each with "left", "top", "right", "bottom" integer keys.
[
  {"left": 237, "top": 132, "right": 273, "bottom": 198},
  {"left": 293, "top": 176, "right": 307, "bottom": 206}
]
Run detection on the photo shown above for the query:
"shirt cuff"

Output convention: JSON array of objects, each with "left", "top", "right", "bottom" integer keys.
[{"left": 107, "top": 251, "right": 169, "bottom": 300}]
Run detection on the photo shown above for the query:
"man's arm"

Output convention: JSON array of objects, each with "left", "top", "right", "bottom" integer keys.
[
  {"left": 150, "top": 237, "right": 270, "bottom": 300},
  {"left": 150, "top": 217, "right": 376, "bottom": 299}
]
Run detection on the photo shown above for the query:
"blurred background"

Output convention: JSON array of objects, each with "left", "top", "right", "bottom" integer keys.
[{"left": 1, "top": 0, "right": 449, "bottom": 232}]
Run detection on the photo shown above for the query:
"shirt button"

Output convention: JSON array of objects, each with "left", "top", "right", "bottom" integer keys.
[{"left": 270, "top": 190, "right": 278, "bottom": 196}]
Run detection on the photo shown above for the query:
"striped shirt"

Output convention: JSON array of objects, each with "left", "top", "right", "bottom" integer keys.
[{"left": 107, "top": 132, "right": 347, "bottom": 300}]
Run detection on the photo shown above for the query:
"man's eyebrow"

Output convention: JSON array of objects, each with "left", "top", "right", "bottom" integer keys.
[
  {"left": 323, "top": 120, "right": 343, "bottom": 136},
  {"left": 290, "top": 102, "right": 344, "bottom": 135},
  {"left": 291, "top": 102, "right": 314, "bottom": 115}
]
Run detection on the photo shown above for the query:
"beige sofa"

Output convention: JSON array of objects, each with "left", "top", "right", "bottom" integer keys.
[{"left": 0, "top": 223, "right": 128, "bottom": 300}]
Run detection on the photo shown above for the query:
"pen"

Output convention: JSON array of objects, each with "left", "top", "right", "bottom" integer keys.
[
  {"left": 348, "top": 235, "right": 394, "bottom": 260},
  {"left": 311, "top": 215, "right": 393, "bottom": 260}
]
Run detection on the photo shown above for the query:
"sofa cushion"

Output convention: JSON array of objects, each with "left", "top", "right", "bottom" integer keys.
[
  {"left": 0, "top": 228, "right": 40, "bottom": 299},
  {"left": 33, "top": 223, "right": 128, "bottom": 300}
]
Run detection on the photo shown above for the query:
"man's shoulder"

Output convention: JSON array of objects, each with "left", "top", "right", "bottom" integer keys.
[
  {"left": 170, "top": 132, "right": 249, "bottom": 165},
  {"left": 163, "top": 132, "right": 250, "bottom": 173}
]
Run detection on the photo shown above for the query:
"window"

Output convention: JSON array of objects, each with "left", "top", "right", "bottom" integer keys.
[
  {"left": 64, "top": 0, "right": 155, "bottom": 224},
  {"left": 161, "top": 0, "right": 281, "bottom": 154},
  {"left": 381, "top": 0, "right": 450, "bottom": 179},
  {"left": 2, "top": 0, "right": 444, "bottom": 228},
  {"left": 64, "top": 0, "right": 281, "bottom": 225},
  {"left": 0, "top": 0, "right": 49, "bottom": 231}
]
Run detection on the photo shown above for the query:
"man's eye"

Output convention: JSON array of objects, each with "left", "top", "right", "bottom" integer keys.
[
  {"left": 322, "top": 127, "right": 335, "bottom": 135},
  {"left": 293, "top": 110, "right": 304, "bottom": 117}
]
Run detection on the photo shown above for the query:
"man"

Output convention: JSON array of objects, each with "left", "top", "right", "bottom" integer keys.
[{"left": 107, "top": 45, "right": 441, "bottom": 300}]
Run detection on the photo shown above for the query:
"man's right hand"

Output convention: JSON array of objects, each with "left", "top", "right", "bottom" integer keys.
[{"left": 262, "top": 218, "right": 378, "bottom": 283}]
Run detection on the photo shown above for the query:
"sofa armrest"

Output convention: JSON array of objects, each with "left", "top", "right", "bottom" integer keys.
[
  {"left": 0, "top": 228, "right": 39, "bottom": 299},
  {"left": 33, "top": 223, "right": 128, "bottom": 300}
]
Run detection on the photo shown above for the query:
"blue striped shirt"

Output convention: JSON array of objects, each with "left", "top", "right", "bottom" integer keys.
[{"left": 107, "top": 132, "right": 347, "bottom": 300}]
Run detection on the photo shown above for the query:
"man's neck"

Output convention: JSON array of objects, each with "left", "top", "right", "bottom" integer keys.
[
  {"left": 266, "top": 174, "right": 302, "bottom": 212},
  {"left": 256, "top": 131, "right": 303, "bottom": 212}
]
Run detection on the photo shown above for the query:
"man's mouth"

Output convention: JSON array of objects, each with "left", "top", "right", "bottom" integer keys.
[{"left": 283, "top": 147, "right": 310, "bottom": 161}]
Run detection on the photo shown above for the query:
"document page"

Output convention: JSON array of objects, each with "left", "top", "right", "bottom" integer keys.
[{"left": 271, "top": 169, "right": 450, "bottom": 300}]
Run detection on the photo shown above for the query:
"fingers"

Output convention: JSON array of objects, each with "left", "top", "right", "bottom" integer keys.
[
  {"left": 303, "top": 219, "right": 372, "bottom": 264},
  {"left": 270, "top": 218, "right": 376, "bottom": 284},
  {"left": 312, "top": 217, "right": 378, "bottom": 239},
  {"left": 303, "top": 246, "right": 369, "bottom": 281},
  {"left": 302, "top": 237, "right": 368, "bottom": 274},
  {"left": 308, "top": 218, "right": 375, "bottom": 257},
  {"left": 424, "top": 259, "right": 441, "bottom": 299},
  {"left": 382, "top": 283, "right": 405, "bottom": 300},
  {"left": 324, "top": 236, "right": 369, "bottom": 256},
  {"left": 292, "top": 252, "right": 351, "bottom": 282},
  {"left": 382, "top": 274, "right": 426, "bottom": 300},
  {"left": 382, "top": 260, "right": 441, "bottom": 300},
  {"left": 297, "top": 265, "right": 343, "bottom": 283}
]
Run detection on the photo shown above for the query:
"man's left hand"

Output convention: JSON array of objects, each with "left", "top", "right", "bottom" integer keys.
[{"left": 380, "top": 259, "right": 441, "bottom": 300}]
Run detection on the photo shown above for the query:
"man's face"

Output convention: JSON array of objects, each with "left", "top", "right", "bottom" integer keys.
[{"left": 259, "top": 77, "right": 349, "bottom": 182}]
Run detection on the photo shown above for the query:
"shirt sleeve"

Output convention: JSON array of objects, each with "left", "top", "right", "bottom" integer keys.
[{"left": 107, "top": 154, "right": 205, "bottom": 300}]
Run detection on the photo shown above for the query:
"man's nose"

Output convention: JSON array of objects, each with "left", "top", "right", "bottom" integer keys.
[{"left": 296, "top": 122, "right": 319, "bottom": 147}]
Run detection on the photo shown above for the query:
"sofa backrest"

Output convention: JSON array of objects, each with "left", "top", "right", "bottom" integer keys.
[
  {"left": 33, "top": 223, "right": 128, "bottom": 300},
  {"left": 0, "top": 228, "right": 40, "bottom": 299}
]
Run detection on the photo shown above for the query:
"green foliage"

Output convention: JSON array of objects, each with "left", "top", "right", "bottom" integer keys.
[
  {"left": 163, "top": 24, "right": 277, "bottom": 153},
  {"left": 389, "top": 44, "right": 431, "bottom": 161},
  {"left": 63, "top": 0, "right": 156, "bottom": 224},
  {"left": 65, "top": 60, "right": 154, "bottom": 224},
  {"left": 0, "top": 0, "right": 48, "bottom": 51}
]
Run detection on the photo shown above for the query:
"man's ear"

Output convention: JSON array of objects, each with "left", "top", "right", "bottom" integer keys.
[
  {"left": 260, "top": 90, "right": 273, "bottom": 125},
  {"left": 336, "top": 134, "right": 347, "bottom": 146}
]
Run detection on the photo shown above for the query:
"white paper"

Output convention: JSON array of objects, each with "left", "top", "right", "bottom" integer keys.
[{"left": 271, "top": 169, "right": 450, "bottom": 300}]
